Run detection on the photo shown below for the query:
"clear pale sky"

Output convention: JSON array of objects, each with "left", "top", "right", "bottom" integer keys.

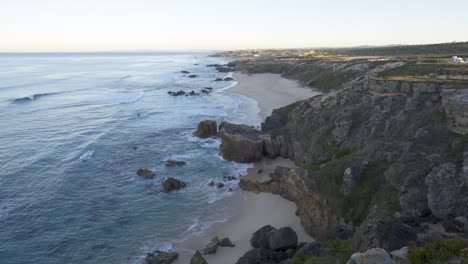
[{"left": 1, "top": 0, "right": 467, "bottom": 52}]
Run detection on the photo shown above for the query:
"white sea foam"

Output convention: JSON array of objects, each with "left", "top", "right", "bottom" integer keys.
[{"left": 79, "top": 150, "right": 95, "bottom": 160}]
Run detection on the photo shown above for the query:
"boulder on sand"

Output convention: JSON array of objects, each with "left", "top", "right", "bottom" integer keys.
[
  {"left": 250, "top": 225, "right": 277, "bottom": 249},
  {"left": 145, "top": 251, "right": 178, "bottom": 264},
  {"left": 218, "top": 237, "right": 235, "bottom": 247},
  {"left": 195, "top": 120, "right": 217, "bottom": 138},
  {"left": 268, "top": 227, "right": 298, "bottom": 251},
  {"left": 190, "top": 250, "right": 208, "bottom": 264},
  {"left": 137, "top": 168, "right": 156, "bottom": 179},
  {"left": 202, "top": 237, "right": 218, "bottom": 255},
  {"left": 162, "top": 177, "right": 187, "bottom": 192}
]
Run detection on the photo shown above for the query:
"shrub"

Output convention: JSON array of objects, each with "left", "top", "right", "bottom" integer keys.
[{"left": 407, "top": 237, "right": 468, "bottom": 264}]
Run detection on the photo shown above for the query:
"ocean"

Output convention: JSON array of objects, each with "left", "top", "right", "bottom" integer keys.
[{"left": 0, "top": 52, "right": 261, "bottom": 263}]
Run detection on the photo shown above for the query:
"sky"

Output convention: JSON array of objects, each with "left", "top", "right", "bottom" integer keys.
[{"left": 1, "top": 0, "right": 467, "bottom": 52}]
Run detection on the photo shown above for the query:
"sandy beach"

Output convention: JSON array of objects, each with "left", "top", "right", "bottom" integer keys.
[
  {"left": 227, "top": 72, "right": 320, "bottom": 120},
  {"left": 172, "top": 74, "right": 317, "bottom": 263},
  {"left": 173, "top": 160, "right": 313, "bottom": 264}
]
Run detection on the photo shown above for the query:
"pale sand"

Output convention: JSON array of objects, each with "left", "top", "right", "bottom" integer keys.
[
  {"left": 227, "top": 72, "right": 320, "bottom": 121},
  {"left": 173, "top": 158, "right": 313, "bottom": 264}
]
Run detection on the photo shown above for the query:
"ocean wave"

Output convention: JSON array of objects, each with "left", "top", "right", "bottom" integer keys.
[
  {"left": 11, "top": 92, "right": 59, "bottom": 103},
  {"left": 79, "top": 150, "right": 95, "bottom": 161},
  {"left": 89, "top": 91, "right": 144, "bottom": 105}
]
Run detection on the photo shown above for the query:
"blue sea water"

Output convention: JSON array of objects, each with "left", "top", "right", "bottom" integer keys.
[{"left": 0, "top": 52, "right": 261, "bottom": 263}]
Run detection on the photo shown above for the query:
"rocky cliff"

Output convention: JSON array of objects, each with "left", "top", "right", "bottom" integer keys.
[{"left": 216, "top": 77, "right": 468, "bottom": 254}]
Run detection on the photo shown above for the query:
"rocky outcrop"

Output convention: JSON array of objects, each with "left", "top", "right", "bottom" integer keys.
[
  {"left": 347, "top": 248, "right": 395, "bottom": 264},
  {"left": 352, "top": 207, "right": 417, "bottom": 252},
  {"left": 194, "top": 120, "right": 217, "bottom": 138},
  {"left": 240, "top": 167, "right": 344, "bottom": 239},
  {"left": 250, "top": 225, "right": 276, "bottom": 249},
  {"left": 137, "top": 169, "right": 156, "bottom": 179},
  {"left": 268, "top": 227, "right": 298, "bottom": 251},
  {"left": 145, "top": 251, "right": 178, "bottom": 264},
  {"left": 218, "top": 237, "right": 235, "bottom": 247},
  {"left": 219, "top": 122, "right": 264, "bottom": 163},
  {"left": 202, "top": 237, "right": 218, "bottom": 255},
  {"left": 162, "top": 177, "right": 187, "bottom": 192},
  {"left": 425, "top": 162, "right": 466, "bottom": 218},
  {"left": 442, "top": 89, "right": 468, "bottom": 135}
]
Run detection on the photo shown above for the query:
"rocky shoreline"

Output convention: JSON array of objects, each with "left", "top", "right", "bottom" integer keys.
[{"left": 145, "top": 56, "right": 468, "bottom": 263}]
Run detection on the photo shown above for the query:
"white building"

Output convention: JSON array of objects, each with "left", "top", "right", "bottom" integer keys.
[{"left": 451, "top": 56, "right": 464, "bottom": 63}]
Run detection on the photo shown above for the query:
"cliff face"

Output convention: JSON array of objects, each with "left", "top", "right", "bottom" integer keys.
[
  {"left": 239, "top": 78, "right": 468, "bottom": 248},
  {"left": 268, "top": 80, "right": 466, "bottom": 235}
]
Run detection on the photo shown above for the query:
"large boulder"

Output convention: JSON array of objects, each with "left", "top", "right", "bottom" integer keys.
[
  {"left": 389, "top": 247, "right": 411, "bottom": 264},
  {"left": 347, "top": 248, "right": 395, "bottom": 264},
  {"left": 250, "top": 225, "right": 276, "bottom": 249},
  {"left": 442, "top": 91, "right": 468, "bottom": 135},
  {"left": 195, "top": 120, "right": 217, "bottom": 138},
  {"left": 219, "top": 122, "right": 264, "bottom": 163},
  {"left": 268, "top": 227, "right": 298, "bottom": 251},
  {"left": 235, "top": 248, "right": 289, "bottom": 264},
  {"left": 425, "top": 163, "right": 466, "bottom": 218},
  {"left": 218, "top": 237, "right": 235, "bottom": 247},
  {"left": 162, "top": 177, "right": 187, "bottom": 192},
  {"left": 145, "top": 251, "right": 178, "bottom": 264},
  {"left": 190, "top": 250, "right": 208, "bottom": 264},
  {"left": 137, "top": 169, "right": 156, "bottom": 179}
]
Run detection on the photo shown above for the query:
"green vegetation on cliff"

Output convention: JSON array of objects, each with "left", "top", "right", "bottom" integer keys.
[
  {"left": 292, "top": 240, "right": 353, "bottom": 264},
  {"left": 408, "top": 238, "right": 468, "bottom": 264}
]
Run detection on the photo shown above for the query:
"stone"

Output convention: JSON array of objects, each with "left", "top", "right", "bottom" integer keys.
[
  {"left": 217, "top": 182, "right": 224, "bottom": 188},
  {"left": 224, "top": 77, "right": 234, "bottom": 81},
  {"left": 425, "top": 163, "right": 465, "bottom": 218},
  {"left": 202, "top": 237, "right": 218, "bottom": 255},
  {"left": 219, "top": 122, "right": 264, "bottom": 163},
  {"left": 162, "top": 177, "right": 187, "bottom": 192},
  {"left": 268, "top": 227, "right": 298, "bottom": 251},
  {"left": 347, "top": 248, "right": 395, "bottom": 264},
  {"left": 443, "top": 92, "right": 468, "bottom": 135},
  {"left": 169, "top": 90, "right": 186, "bottom": 96},
  {"left": 214, "top": 78, "right": 223, "bottom": 81},
  {"left": 208, "top": 181, "right": 215, "bottom": 187},
  {"left": 137, "top": 169, "right": 156, "bottom": 179},
  {"left": 165, "top": 160, "right": 187, "bottom": 167},
  {"left": 181, "top": 71, "right": 190, "bottom": 74},
  {"left": 236, "top": 248, "right": 289, "bottom": 264},
  {"left": 188, "top": 74, "right": 198, "bottom": 78},
  {"left": 190, "top": 250, "right": 208, "bottom": 264},
  {"left": 145, "top": 251, "right": 178, "bottom": 264},
  {"left": 195, "top": 120, "right": 217, "bottom": 138},
  {"left": 399, "top": 188, "right": 429, "bottom": 217},
  {"left": 389, "top": 247, "right": 411, "bottom": 264},
  {"left": 250, "top": 225, "right": 276, "bottom": 249},
  {"left": 218, "top": 237, "right": 235, "bottom": 247}
]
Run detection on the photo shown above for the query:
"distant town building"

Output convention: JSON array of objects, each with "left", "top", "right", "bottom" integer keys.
[{"left": 451, "top": 56, "right": 465, "bottom": 63}]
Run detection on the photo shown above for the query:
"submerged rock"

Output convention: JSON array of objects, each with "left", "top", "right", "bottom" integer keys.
[
  {"left": 137, "top": 169, "right": 156, "bottom": 179},
  {"left": 181, "top": 70, "right": 190, "bottom": 74},
  {"left": 145, "top": 251, "right": 178, "bottom": 264},
  {"left": 162, "top": 177, "right": 187, "bottom": 192},
  {"left": 188, "top": 74, "right": 198, "bottom": 78},
  {"left": 195, "top": 120, "right": 217, "bottom": 138},
  {"left": 214, "top": 78, "right": 223, "bottom": 81},
  {"left": 168, "top": 90, "right": 186, "bottom": 96},
  {"left": 165, "top": 160, "right": 187, "bottom": 167},
  {"left": 190, "top": 250, "right": 208, "bottom": 264},
  {"left": 217, "top": 182, "right": 224, "bottom": 188}
]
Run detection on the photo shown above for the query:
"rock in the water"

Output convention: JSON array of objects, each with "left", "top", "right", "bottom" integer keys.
[
  {"left": 250, "top": 225, "right": 276, "bottom": 249},
  {"left": 218, "top": 237, "right": 235, "bottom": 247},
  {"left": 202, "top": 237, "right": 218, "bottom": 255},
  {"left": 268, "top": 227, "right": 298, "bottom": 251},
  {"left": 145, "top": 251, "right": 178, "bottom": 264},
  {"left": 137, "top": 168, "right": 156, "bottom": 179},
  {"left": 188, "top": 74, "right": 198, "bottom": 78},
  {"left": 224, "top": 77, "right": 234, "bottom": 81},
  {"left": 214, "top": 78, "right": 223, "bottom": 81},
  {"left": 217, "top": 182, "right": 224, "bottom": 188},
  {"left": 190, "top": 250, "right": 208, "bottom": 264},
  {"left": 223, "top": 175, "right": 237, "bottom": 181},
  {"left": 169, "top": 90, "right": 186, "bottom": 96},
  {"left": 181, "top": 70, "right": 190, "bottom": 74},
  {"left": 195, "top": 120, "right": 217, "bottom": 138},
  {"left": 165, "top": 160, "right": 187, "bottom": 167},
  {"left": 162, "top": 177, "right": 187, "bottom": 192},
  {"left": 347, "top": 248, "right": 395, "bottom": 264},
  {"left": 208, "top": 181, "right": 215, "bottom": 187}
]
